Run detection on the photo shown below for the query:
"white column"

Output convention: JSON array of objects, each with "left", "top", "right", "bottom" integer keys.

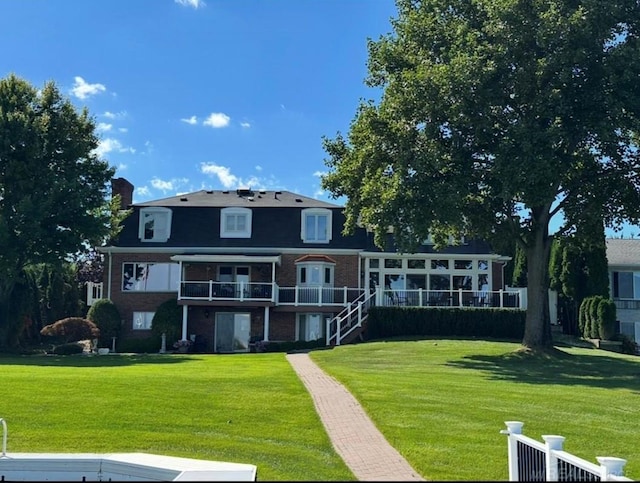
[
  {"left": 542, "top": 435, "right": 565, "bottom": 481},
  {"left": 501, "top": 421, "right": 524, "bottom": 482},
  {"left": 263, "top": 306, "right": 270, "bottom": 341},
  {"left": 181, "top": 305, "right": 188, "bottom": 340}
]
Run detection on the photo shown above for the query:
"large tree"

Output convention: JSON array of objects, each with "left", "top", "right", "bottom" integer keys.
[
  {"left": 322, "top": 0, "right": 640, "bottom": 349},
  {"left": 0, "top": 74, "right": 115, "bottom": 347}
]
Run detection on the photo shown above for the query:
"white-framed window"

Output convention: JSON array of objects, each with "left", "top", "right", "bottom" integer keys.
[
  {"left": 133, "top": 311, "right": 154, "bottom": 330},
  {"left": 138, "top": 207, "right": 172, "bottom": 242},
  {"left": 301, "top": 208, "right": 332, "bottom": 243},
  {"left": 296, "top": 313, "right": 327, "bottom": 341},
  {"left": 122, "top": 262, "right": 180, "bottom": 292},
  {"left": 220, "top": 207, "right": 252, "bottom": 238},
  {"left": 612, "top": 271, "right": 640, "bottom": 299},
  {"left": 297, "top": 263, "right": 334, "bottom": 286}
]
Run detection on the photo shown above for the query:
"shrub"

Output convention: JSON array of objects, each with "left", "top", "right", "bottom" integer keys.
[
  {"left": 578, "top": 298, "right": 588, "bottom": 336},
  {"left": 40, "top": 317, "right": 100, "bottom": 343},
  {"left": 150, "top": 298, "right": 182, "bottom": 343},
  {"left": 117, "top": 336, "right": 162, "bottom": 354},
  {"left": 597, "top": 299, "right": 617, "bottom": 340},
  {"left": 366, "top": 307, "right": 525, "bottom": 340},
  {"left": 51, "top": 342, "right": 84, "bottom": 355},
  {"left": 86, "top": 299, "right": 122, "bottom": 347},
  {"left": 580, "top": 297, "right": 595, "bottom": 339}
]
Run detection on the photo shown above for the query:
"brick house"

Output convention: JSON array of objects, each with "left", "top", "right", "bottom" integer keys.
[{"left": 96, "top": 178, "right": 518, "bottom": 353}]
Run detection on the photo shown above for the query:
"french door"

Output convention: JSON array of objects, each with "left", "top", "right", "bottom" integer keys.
[{"left": 214, "top": 313, "right": 250, "bottom": 353}]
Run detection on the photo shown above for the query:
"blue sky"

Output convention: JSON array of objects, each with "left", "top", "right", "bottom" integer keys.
[
  {"left": 1, "top": 0, "right": 637, "bottom": 238},
  {"left": 0, "top": 0, "right": 396, "bottom": 203}
]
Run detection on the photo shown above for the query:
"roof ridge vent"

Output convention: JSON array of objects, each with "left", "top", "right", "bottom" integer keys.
[{"left": 236, "top": 187, "right": 253, "bottom": 197}]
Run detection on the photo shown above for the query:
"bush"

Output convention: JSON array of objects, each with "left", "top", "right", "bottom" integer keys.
[
  {"left": 40, "top": 317, "right": 100, "bottom": 343},
  {"left": 150, "top": 298, "right": 182, "bottom": 343},
  {"left": 365, "top": 307, "right": 526, "bottom": 340},
  {"left": 52, "top": 342, "right": 84, "bottom": 355},
  {"left": 257, "top": 338, "right": 325, "bottom": 353},
  {"left": 86, "top": 299, "right": 122, "bottom": 347},
  {"left": 117, "top": 336, "right": 162, "bottom": 354},
  {"left": 597, "top": 299, "right": 617, "bottom": 340}
]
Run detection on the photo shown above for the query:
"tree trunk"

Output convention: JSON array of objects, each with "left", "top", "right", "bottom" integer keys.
[{"left": 523, "top": 220, "right": 553, "bottom": 349}]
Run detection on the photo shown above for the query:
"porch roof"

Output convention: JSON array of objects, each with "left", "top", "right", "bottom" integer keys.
[{"left": 171, "top": 254, "right": 282, "bottom": 265}]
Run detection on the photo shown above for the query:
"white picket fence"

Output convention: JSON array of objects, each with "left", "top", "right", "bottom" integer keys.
[{"left": 501, "top": 421, "right": 632, "bottom": 481}]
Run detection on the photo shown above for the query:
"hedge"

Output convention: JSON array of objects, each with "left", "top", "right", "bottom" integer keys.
[{"left": 366, "top": 307, "right": 525, "bottom": 340}]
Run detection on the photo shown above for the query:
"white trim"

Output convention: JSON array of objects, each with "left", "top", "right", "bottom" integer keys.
[
  {"left": 301, "top": 208, "right": 332, "bottom": 243},
  {"left": 138, "top": 207, "right": 172, "bottom": 242},
  {"left": 98, "top": 246, "right": 363, "bottom": 255},
  {"left": 171, "top": 254, "right": 281, "bottom": 264},
  {"left": 220, "top": 207, "right": 252, "bottom": 239}
]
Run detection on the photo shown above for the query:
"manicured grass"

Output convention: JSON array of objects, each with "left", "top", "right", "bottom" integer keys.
[
  {"left": 310, "top": 337, "right": 640, "bottom": 481},
  {"left": 0, "top": 353, "right": 354, "bottom": 481}
]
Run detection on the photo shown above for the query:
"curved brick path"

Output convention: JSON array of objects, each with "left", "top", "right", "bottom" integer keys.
[{"left": 286, "top": 353, "right": 425, "bottom": 481}]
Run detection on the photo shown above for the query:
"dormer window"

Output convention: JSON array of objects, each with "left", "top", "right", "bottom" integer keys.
[
  {"left": 138, "top": 207, "right": 172, "bottom": 242},
  {"left": 301, "top": 208, "right": 332, "bottom": 243},
  {"left": 221, "top": 207, "right": 252, "bottom": 238}
]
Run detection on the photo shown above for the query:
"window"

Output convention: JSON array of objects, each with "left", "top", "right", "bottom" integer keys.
[
  {"left": 408, "top": 259, "right": 425, "bottom": 269},
  {"left": 454, "top": 260, "right": 473, "bottom": 270},
  {"left": 296, "top": 314, "right": 326, "bottom": 341},
  {"left": 220, "top": 207, "right": 252, "bottom": 238},
  {"left": 122, "top": 263, "right": 180, "bottom": 292},
  {"left": 133, "top": 312, "right": 154, "bottom": 330},
  {"left": 138, "top": 208, "right": 172, "bottom": 242},
  {"left": 384, "top": 258, "right": 402, "bottom": 269},
  {"left": 613, "top": 271, "right": 640, "bottom": 299},
  {"left": 298, "top": 263, "right": 333, "bottom": 285},
  {"left": 301, "top": 209, "right": 332, "bottom": 243},
  {"left": 431, "top": 260, "right": 449, "bottom": 270}
]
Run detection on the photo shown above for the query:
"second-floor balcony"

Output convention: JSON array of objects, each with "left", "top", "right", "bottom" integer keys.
[{"left": 178, "top": 280, "right": 526, "bottom": 310}]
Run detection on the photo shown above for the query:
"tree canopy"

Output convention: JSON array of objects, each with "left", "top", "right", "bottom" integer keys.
[
  {"left": 322, "top": 0, "right": 640, "bottom": 348},
  {"left": 0, "top": 74, "right": 115, "bottom": 347}
]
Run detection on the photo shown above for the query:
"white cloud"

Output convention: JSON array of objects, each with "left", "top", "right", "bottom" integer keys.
[
  {"left": 103, "top": 110, "right": 127, "bottom": 120},
  {"left": 117, "top": 163, "right": 128, "bottom": 172},
  {"left": 135, "top": 186, "right": 151, "bottom": 198},
  {"left": 240, "top": 122, "right": 251, "bottom": 128},
  {"left": 175, "top": 0, "right": 206, "bottom": 8},
  {"left": 70, "top": 76, "right": 106, "bottom": 100},
  {"left": 150, "top": 177, "right": 189, "bottom": 193},
  {"left": 255, "top": 165, "right": 263, "bottom": 171},
  {"left": 96, "top": 122, "right": 112, "bottom": 132},
  {"left": 118, "top": 127, "right": 128, "bottom": 133},
  {"left": 203, "top": 112, "right": 230, "bottom": 128},
  {"left": 94, "top": 138, "right": 135, "bottom": 158},
  {"left": 200, "top": 163, "right": 237, "bottom": 188},
  {"left": 181, "top": 115, "right": 198, "bottom": 125},
  {"left": 200, "top": 163, "right": 280, "bottom": 191},
  {"left": 313, "top": 170, "right": 326, "bottom": 178}
]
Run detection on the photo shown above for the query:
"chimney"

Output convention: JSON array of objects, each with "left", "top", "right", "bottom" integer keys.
[{"left": 111, "top": 177, "right": 134, "bottom": 209}]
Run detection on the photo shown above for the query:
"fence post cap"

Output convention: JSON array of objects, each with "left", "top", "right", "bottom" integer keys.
[
  {"left": 542, "top": 435, "right": 565, "bottom": 449},
  {"left": 596, "top": 456, "right": 627, "bottom": 476},
  {"left": 503, "top": 421, "right": 524, "bottom": 433}
]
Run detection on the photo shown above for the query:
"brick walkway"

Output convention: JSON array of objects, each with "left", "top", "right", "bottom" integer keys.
[{"left": 286, "top": 353, "right": 425, "bottom": 481}]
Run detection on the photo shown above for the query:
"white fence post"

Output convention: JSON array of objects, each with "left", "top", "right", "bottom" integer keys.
[
  {"left": 542, "top": 435, "right": 565, "bottom": 481},
  {"left": 501, "top": 421, "right": 524, "bottom": 481},
  {"left": 597, "top": 457, "right": 628, "bottom": 480}
]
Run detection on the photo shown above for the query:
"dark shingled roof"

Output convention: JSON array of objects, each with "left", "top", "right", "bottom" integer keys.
[
  {"left": 606, "top": 239, "right": 640, "bottom": 267},
  {"left": 134, "top": 189, "right": 341, "bottom": 209}
]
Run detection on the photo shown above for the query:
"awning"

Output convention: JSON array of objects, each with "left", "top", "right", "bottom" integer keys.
[{"left": 170, "top": 254, "right": 281, "bottom": 265}]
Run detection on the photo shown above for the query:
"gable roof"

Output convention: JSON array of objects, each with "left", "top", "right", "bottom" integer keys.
[
  {"left": 135, "top": 189, "right": 341, "bottom": 209},
  {"left": 606, "top": 239, "right": 640, "bottom": 267}
]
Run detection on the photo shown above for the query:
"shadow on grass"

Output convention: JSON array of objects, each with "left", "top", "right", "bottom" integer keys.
[
  {"left": 446, "top": 347, "right": 640, "bottom": 391},
  {"left": 0, "top": 353, "right": 200, "bottom": 367}
]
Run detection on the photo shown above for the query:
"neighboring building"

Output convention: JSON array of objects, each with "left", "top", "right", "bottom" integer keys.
[
  {"left": 96, "top": 178, "right": 518, "bottom": 353},
  {"left": 606, "top": 238, "right": 640, "bottom": 341}
]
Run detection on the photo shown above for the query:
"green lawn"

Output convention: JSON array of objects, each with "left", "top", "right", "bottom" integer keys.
[
  {"left": 0, "top": 353, "right": 354, "bottom": 481},
  {"left": 2, "top": 340, "right": 638, "bottom": 481},
  {"left": 310, "top": 337, "right": 640, "bottom": 481}
]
